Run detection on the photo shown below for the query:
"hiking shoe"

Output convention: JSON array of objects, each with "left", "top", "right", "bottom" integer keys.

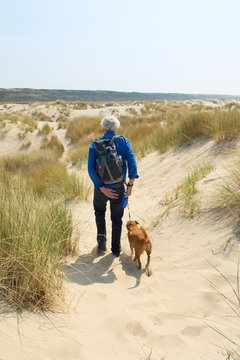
[
  {"left": 112, "top": 251, "right": 120, "bottom": 257},
  {"left": 98, "top": 243, "right": 106, "bottom": 252}
]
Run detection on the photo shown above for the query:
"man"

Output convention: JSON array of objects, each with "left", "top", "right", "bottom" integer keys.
[{"left": 88, "top": 115, "right": 138, "bottom": 257}]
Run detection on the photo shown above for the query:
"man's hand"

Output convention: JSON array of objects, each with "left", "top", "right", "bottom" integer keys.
[
  {"left": 100, "top": 187, "right": 118, "bottom": 199},
  {"left": 126, "top": 186, "right": 133, "bottom": 198},
  {"left": 125, "top": 180, "right": 134, "bottom": 198}
]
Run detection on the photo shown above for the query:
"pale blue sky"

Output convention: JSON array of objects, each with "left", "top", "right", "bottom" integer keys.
[{"left": 1, "top": 0, "right": 240, "bottom": 94}]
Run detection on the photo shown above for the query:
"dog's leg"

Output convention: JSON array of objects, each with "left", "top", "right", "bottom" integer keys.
[
  {"left": 146, "top": 251, "right": 151, "bottom": 267},
  {"left": 130, "top": 246, "right": 134, "bottom": 259},
  {"left": 137, "top": 257, "right": 141, "bottom": 269},
  {"left": 135, "top": 251, "right": 142, "bottom": 269},
  {"left": 145, "top": 250, "right": 152, "bottom": 277}
]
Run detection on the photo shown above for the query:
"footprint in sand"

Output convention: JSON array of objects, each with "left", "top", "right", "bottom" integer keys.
[
  {"left": 180, "top": 325, "right": 203, "bottom": 336},
  {"left": 126, "top": 320, "right": 147, "bottom": 337}
]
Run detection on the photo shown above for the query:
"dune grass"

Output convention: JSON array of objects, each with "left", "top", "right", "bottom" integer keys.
[
  {"left": 0, "top": 150, "right": 90, "bottom": 200},
  {"left": 32, "top": 111, "right": 53, "bottom": 122},
  {"left": 206, "top": 261, "right": 240, "bottom": 358},
  {"left": 65, "top": 106, "right": 240, "bottom": 163},
  {"left": 66, "top": 116, "right": 102, "bottom": 162},
  {"left": 27, "top": 161, "right": 90, "bottom": 199},
  {"left": 39, "top": 123, "right": 52, "bottom": 135},
  {"left": 72, "top": 101, "right": 88, "bottom": 110},
  {"left": 66, "top": 116, "right": 101, "bottom": 143},
  {"left": 178, "top": 163, "right": 215, "bottom": 217},
  {"left": 219, "top": 155, "right": 240, "bottom": 223},
  {"left": 67, "top": 139, "right": 91, "bottom": 164},
  {"left": 0, "top": 174, "right": 76, "bottom": 310},
  {"left": 0, "top": 149, "right": 56, "bottom": 172},
  {"left": 0, "top": 149, "right": 90, "bottom": 309},
  {"left": 0, "top": 112, "right": 37, "bottom": 129},
  {"left": 57, "top": 114, "right": 68, "bottom": 129},
  {"left": 40, "top": 135, "right": 64, "bottom": 157}
]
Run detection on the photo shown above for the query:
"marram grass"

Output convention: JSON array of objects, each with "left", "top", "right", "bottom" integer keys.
[
  {"left": 0, "top": 150, "right": 90, "bottom": 200},
  {"left": 67, "top": 107, "right": 240, "bottom": 162},
  {"left": 0, "top": 150, "right": 90, "bottom": 310},
  {"left": 0, "top": 180, "right": 76, "bottom": 310},
  {"left": 219, "top": 155, "right": 240, "bottom": 223},
  {"left": 179, "top": 162, "right": 215, "bottom": 217}
]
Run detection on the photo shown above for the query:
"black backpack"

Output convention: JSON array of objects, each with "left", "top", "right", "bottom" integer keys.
[{"left": 94, "top": 135, "right": 124, "bottom": 184}]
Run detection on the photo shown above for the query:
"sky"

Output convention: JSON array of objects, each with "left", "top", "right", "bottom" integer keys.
[{"left": 1, "top": 0, "right": 240, "bottom": 95}]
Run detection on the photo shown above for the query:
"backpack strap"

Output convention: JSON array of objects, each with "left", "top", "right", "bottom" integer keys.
[{"left": 112, "top": 135, "right": 123, "bottom": 144}]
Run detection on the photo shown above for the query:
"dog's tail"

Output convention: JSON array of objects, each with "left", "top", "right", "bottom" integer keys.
[
  {"left": 145, "top": 264, "right": 152, "bottom": 277},
  {"left": 140, "top": 226, "right": 149, "bottom": 241}
]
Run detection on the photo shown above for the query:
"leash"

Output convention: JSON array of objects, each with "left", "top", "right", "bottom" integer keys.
[
  {"left": 124, "top": 182, "right": 132, "bottom": 221},
  {"left": 127, "top": 200, "right": 131, "bottom": 221}
]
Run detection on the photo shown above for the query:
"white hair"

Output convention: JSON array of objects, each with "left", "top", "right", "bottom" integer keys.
[{"left": 101, "top": 115, "right": 120, "bottom": 132}]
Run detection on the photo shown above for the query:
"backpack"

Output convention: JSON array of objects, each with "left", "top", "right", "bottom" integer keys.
[{"left": 94, "top": 135, "right": 124, "bottom": 184}]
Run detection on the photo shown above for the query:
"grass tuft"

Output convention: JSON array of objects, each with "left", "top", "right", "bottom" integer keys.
[
  {"left": 206, "top": 261, "right": 240, "bottom": 357},
  {"left": 0, "top": 176, "right": 76, "bottom": 310},
  {"left": 66, "top": 116, "right": 101, "bottom": 143},
  {"left": 179, "top": 162, "right": 215, "bottom": 217},
  {"left": 0, "top": 148, "right": 90, "bottom": 310},
  {"left": 39, "top": 123, "right": 52, "bottom": 135},
  {"left": 40, "top": 135, "right": 64, "bottom": 157},
  {"left": 219, "top": 155, "right": 240, "bottom": 223}
]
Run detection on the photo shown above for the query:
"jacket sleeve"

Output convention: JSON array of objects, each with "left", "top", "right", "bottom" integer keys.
[
  {"left": 124, "top": 138, "right": 139, "bottom": 180},
  {"left": 88, "top": 143, "right": 104, "bottom": 189}
]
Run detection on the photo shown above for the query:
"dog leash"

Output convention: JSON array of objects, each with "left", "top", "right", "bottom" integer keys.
[
  {"left": 127, "top": 201, "right": 132, "bottom": 221},
  {"left": 124, "top": 182, "right": 132, "bottom": 221}
]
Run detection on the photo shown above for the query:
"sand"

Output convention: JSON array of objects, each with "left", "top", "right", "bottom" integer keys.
[{"left": 1, "top": 101, "right": 240, "bottom": 359}]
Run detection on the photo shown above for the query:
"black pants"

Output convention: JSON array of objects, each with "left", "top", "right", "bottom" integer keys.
[{"left": 93, "top": 185, "right": 124, "bottom": 254}]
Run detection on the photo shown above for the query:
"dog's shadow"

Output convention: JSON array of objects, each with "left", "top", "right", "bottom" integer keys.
[
  {"left": 64, "top": 247, "right": 117, "bottom": 286},
  {"left": 64, "top": 246, "right": 146, "bottom": 288},
  {"left": 120, "top": 252, "right": 145, "bottom": 288}
]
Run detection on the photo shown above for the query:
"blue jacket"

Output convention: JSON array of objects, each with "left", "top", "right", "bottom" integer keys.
[{"left": 88, "top": 131, "right": 139, "bottom": 189}]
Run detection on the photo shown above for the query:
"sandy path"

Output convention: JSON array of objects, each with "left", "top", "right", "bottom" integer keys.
[
  {"left": 63, "top": 140, "right": 240, "bottom": 360},
  {"left": 1, "top": 138, "right": 240, "bottom": 359}
]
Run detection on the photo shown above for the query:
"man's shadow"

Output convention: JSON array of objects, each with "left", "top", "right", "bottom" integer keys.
[
  {"left": 64, "top": 247, "right": 145, "bottom": 288},
  {"left": 64, "top": 247, "right": 117, "bottom": 286}
]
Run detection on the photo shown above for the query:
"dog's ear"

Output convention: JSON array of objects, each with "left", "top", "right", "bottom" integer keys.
[{"left": 135, "top": 220, "right": 139, "bottom": 224}]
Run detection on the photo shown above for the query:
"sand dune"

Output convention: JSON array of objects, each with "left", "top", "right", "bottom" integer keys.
[{"left": 1, "top": 101, "right": 240, "bottom": 359}]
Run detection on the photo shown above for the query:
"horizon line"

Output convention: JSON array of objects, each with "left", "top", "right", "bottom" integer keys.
[{"left": 1, "top": 87, "right": 240, "bottom": 97}]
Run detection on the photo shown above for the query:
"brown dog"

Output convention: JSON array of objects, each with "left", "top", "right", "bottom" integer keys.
[{"left": 126, "top": 220, "right": 152, "bottom": 276}]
